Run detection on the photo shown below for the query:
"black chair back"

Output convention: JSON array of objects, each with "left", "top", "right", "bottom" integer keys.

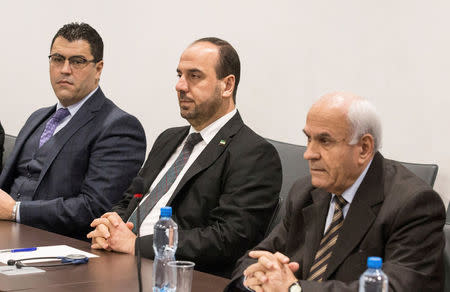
[
  {"left": 265, "top": 139, "right": 309, "bottom": 235},
  {"left": 2, "top": 134, "right": 16, "bottom": 169},
  {"left": 398, "top": 160, "right": 438, "bottom": 187}
]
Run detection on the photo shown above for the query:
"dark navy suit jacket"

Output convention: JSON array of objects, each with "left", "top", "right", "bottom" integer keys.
[{"left": 0, "top": 88, "right": 146, "bottom": 239}]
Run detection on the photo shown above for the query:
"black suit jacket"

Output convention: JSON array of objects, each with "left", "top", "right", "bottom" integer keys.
[
  {"left": 112, "top": 112, "right": 282, "bottom": 277},
  {"left": 0, "top": 121, "right": 4, "bottom": 172},
  {"left": 230, "top": 152, "right": 445, "bottom": 291},
  {"left": 0, "top": 88, "right": 146, "bottom": 239}
]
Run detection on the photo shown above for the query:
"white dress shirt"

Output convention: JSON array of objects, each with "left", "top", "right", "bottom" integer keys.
[
  {"left": 138, "top": 108, "right": 238, "bottom": 236},
  {"left": 53, "top": 86, "right": 98, "bottom": 134},
  {"left": 323, "top": 159, "right": 373, "bottom": 234}
]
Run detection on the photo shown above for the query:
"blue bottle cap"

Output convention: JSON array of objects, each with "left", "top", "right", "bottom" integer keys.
[
  {"left": 160, "top": 207, "right": 172, "bottom": 218},
  {"left": 367, "top": 257, "right": 382, "bottom": 269}
]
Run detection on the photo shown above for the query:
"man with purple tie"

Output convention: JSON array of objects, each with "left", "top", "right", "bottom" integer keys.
[{"left": 0, "top": 22, "right": 146, "bottom": 240}]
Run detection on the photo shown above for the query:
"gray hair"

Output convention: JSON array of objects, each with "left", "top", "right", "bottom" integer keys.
[{"left": 347, "top": 98, "right": 382, "bottom": 152}]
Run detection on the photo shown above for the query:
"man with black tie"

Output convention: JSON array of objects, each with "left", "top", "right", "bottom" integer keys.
[
  {"left": 88, "top": 37, "right": 282, "bottom": 277},
  {"left": 0, "top": 23, "right": 146, "bottom": 240},
  {"left": 228, "top": 92, "right": 445, "bottom": 291}
]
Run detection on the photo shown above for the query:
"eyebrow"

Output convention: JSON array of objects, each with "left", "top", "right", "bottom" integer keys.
[
  {"left": 176, "top": 68, "right": 203, "bottom": 74},
  {"left": 50, "top": 53, "right": 87, "bottom": 59},
  {"left": 302, "top": 129, "right": 334, "bottom": 139}
]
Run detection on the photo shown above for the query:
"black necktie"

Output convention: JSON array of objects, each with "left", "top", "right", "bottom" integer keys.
[{"left": 128, "top": 133, "right": 203, "bottom": 233}]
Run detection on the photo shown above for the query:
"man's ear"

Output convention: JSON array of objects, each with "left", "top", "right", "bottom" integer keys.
[
  {"left": 221, "top": 74, "right": 235, "bottom": 100},
  {"left": 358, "top": 133, "right": 375, "bottom": 164},
  {"left": 95, "top": 60, "right": 104, "bottom": 83}
]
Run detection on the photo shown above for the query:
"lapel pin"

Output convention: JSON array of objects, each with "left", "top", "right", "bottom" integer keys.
[{"left": 219, "top": 139, "right": 226, "bottom": 146}]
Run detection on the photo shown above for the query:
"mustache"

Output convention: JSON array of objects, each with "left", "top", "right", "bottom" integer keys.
[
  {"left": 56, "top": 78, "right": 74, "bottom": 84},
  {"left": 178, "top": 91, "right": 193, "bottom": 102}
]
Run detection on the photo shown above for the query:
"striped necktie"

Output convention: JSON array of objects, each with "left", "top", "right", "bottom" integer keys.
[
  {"left": 307, "top": 195, "right": 347, "bottom": 282},
  {"left": 128, "top": 132, "right": 203, "bottom": 233}
]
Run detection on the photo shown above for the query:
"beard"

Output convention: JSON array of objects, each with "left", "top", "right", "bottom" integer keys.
[{"left": 179, "top": 85, "right": 223, "bottom": 126}]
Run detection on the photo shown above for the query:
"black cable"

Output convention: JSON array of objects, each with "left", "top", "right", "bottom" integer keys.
[
  {"left": 132, "top": 177, "right": 145, "bottom": 292},
  {"left": 136, "top": 198, "right": 142, "bottom": 292}
]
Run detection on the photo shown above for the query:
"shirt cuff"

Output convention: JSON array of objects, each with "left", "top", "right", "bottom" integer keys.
[
  {"left": 16, "top": 202, "right": 21, "bottom": 223},
  {"left": 243, "top": 276, "right": 255, "bottom": 292}
]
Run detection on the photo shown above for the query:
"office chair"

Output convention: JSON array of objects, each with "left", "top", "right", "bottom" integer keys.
[
  {"left": 265, "top": 139, "right": 309, "bottom": 235},
  {"left": 2, "top": 134, "right": 17, "bottom": 169}
]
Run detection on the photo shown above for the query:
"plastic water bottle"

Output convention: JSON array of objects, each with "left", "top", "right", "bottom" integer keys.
[
  {"left": 153, "top": 207, "right": 178, "bottom": 292},
  {"left": 358, "top": 257, "right": 388, "bottom": 292}
]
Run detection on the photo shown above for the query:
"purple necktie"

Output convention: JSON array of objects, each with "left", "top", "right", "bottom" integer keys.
[{"left": 39, "top": 108, "right": 70, "bottom": 148}]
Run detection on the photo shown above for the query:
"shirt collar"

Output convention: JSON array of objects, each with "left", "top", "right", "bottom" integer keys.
[
  {"left": 188, "top": 108, "right": 237, "bottom": 144},
  {"left": 332, "top": 158, "right": 373, "bottom": 205},
  {"left": 56, "top": 86, "right": 99, "bottom": 116}
]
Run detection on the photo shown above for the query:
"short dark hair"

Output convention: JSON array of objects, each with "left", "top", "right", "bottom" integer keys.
[
  {"left": 51, "top": 22, "right": 103, "bottom": 62},
  {"left": 193, "top": 37, "right": 240, "bottom": 103}
]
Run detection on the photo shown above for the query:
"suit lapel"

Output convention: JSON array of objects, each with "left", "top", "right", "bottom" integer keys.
[
  {"left": 301, "top": 188, "right": 330, "bottom": 277},
  {"left": 34, "top": 89, "right": 106, "bottom": 192},
  {"left": 143, "top": 127, "right": 190, "bottom": 192},
  {"left": 0, "top": 106, "right": 54, "bottom": 188},
  {"left": 323, "top": 152, "right": 385, "bottom": 279},
  {"left": 167, "top": 112, "right": 244, "bottom": 204}
]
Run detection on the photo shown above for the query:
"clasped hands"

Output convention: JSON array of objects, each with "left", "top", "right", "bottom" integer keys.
[
  {"left": 87, "top": 212, "right": 137, "bottom": 255},
  {"left": 243, "top": 251, "right": 300, "bottom": 292},
  {"left": 0, "top": 189, "right": 16, "bottom": 220}
]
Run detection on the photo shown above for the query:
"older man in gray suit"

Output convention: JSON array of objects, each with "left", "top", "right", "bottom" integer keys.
[{"left": 0, "top": 23, "right": 146, "bottom": 240}]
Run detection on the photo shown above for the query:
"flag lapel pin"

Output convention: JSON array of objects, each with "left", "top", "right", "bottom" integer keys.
[{"left": 219, "top": 139, "right": 226, "bottom": 146}]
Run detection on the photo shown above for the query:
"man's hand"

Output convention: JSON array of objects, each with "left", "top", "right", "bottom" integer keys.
[
  {"left": 87, "top": 212, "right": 136, "bottom": 255},
  {"left": 0, "top": 189, "right": 16, "bottom": 220},
  {"left": 243, "top": 251, "right": 299, "bottom": 292}
]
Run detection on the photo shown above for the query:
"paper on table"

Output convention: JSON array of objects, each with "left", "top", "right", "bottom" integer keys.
[
  {"left": 0, "top": 265, "right": 45, "bottom": 275},
  {"left": 0, "top": 245, "right": 98, "bottom": 264}
]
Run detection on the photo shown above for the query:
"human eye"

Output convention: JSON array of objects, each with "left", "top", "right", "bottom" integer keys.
[
  {"left": 319, "top": 137, "right": 329, "bottom": 144},
  {"left": 319, "top": 136, "right": 335, "bottom": 147},
  {"left": 50, "top": 55, "right": 65, "bottom": 64},
  {"left": 69, "top": 56, "right": 87, "bottom": 65}
]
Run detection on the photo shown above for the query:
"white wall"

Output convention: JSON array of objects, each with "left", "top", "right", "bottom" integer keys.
[{"left": 1, "top": 0, "right": 449, "bottom": 205}]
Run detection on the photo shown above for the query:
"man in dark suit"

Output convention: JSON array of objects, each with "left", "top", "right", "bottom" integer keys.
[
  {"left": 0, "top": 23, "right": 146, "bottom": 240},
  {"left": 87, "top": 38, "right": 282, "bottom": 277},
  {"left": 0, "top": 121, "right": 4, "bottom": 172},
  {"left": 229, "top": 92, "right": 445, "bottom": 291}
]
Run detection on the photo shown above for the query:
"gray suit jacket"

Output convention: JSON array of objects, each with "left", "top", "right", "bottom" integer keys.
[
  {"left": 230, "top": 152, "right": 445, "bottom": 291},
  {"left": 0, "top": 88, "right": 146, "bottom": 239}
]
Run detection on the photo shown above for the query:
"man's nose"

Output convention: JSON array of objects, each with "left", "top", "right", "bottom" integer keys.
[
  {"left": 304, "top": 142, "right": 320, "bottom": 161},
  {"left": 175, "top": 75, "right": 188, "bottom": 92},
  {"left": 60, "top": 59, "right": 72, "bottom": 74}
]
